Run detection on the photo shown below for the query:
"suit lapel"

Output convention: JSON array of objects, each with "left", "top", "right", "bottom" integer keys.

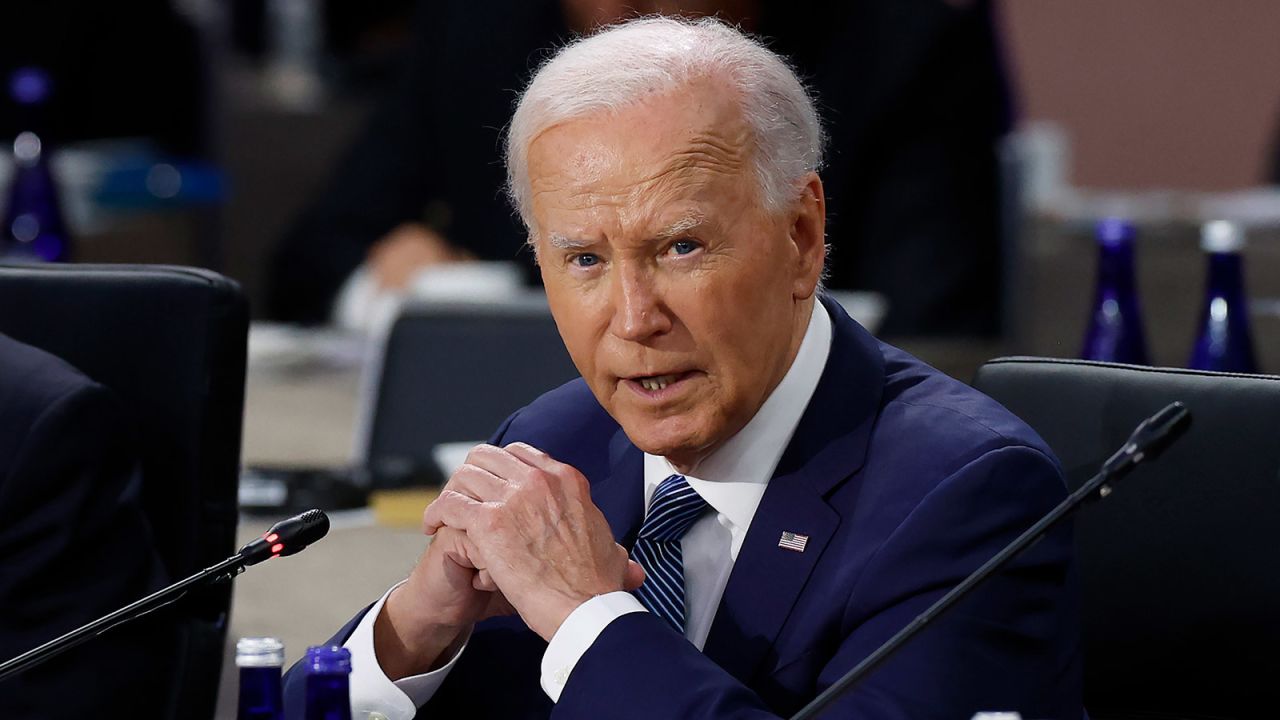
[
  {"left": 592, "top": 426, "right": 646, "bottom": 547},
  {"left": 702, "top": 295, "right": 885, "bottom": 684}
]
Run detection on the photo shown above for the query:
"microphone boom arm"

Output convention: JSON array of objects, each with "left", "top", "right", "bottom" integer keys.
[
  {"left": 0, "top": 508, "right": 330, "bottom": 684},
  {"left": 0, "top": 554, "right": 246, "bottom": 684}
]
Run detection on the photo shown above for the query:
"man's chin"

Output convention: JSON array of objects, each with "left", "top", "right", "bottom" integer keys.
[{"left": 620, "top": 421, "right": 713, "bottom": 469}]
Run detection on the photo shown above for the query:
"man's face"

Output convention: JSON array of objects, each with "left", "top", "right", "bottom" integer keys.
[{"left": 526, "top": 79, "right": 825, "bottom": 470}]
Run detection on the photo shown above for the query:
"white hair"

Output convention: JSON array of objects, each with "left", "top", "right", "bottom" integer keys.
[{"left": 504, "top": 16, "right": 825, "bottom": 229}]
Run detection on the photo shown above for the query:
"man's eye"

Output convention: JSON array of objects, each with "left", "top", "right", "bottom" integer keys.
[
  {"left": 570, "top": 253, "right": 601, "bottom": 268},
  {"left": 670, "top": 239, "right": 700, "bottom": 256}
]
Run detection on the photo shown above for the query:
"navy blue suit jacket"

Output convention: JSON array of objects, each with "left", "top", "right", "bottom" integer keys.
[
  {"left": 0, "top": 333, "right": 171, "bottom": 718},
  {"left": 289, "top": 296, "right": 1082, "bottom": 718}
]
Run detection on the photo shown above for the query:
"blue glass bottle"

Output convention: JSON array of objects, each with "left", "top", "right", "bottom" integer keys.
[
  {"left": 304, "top": 645, "right": 353, "bottom": 720},
  {"left": 2, "top": 67, "right": 71, "bottom": 262},
  {"left": 1080, "top": 218, "right": 1150, "bottom": 365},
  {"left": 1188, "top": 220, "right": 1257, "bottom": 373},
  {"left": 236, "top": 637, "right": 285, "bottom": 720}
]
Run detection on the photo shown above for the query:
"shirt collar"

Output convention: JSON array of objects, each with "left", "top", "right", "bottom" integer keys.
[{"left": 643, "top": 300, "right": 834, "bottom": 531}]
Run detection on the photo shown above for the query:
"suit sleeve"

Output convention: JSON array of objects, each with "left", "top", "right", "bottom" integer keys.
[
  {"left": 0, "top": 382, "right": 172, "bottom": 717},
  {"left": 552, "top": 445, "right": 1080, "bottom": 720}
]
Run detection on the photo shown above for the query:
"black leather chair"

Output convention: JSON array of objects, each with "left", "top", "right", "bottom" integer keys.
[
  {"left": 363, "top": 297, "right": 579, "bottom": 487},
  {"left": 0, "top": 263, "right": 247, "bottom": 719},
  {"left": 973, "top": 357, "right": 1280, "bottom": 720}
]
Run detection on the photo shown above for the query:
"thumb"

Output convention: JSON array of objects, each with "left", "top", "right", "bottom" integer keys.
[{"left": 623, "top": 559, "right": 646, "bottom": 591}]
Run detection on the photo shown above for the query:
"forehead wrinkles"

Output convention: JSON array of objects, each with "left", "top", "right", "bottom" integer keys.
[
  {"left": 661, "top": 127, "right": 752, "bottom": 177},
  {"left": 528, "top": 90, "right": 756, "bottom": 235},
  {"left": 553, "top": 129, "right": 753, "bottom": 211},
  {"left": 625, "top": 124, "right": 754, "bottom": 198}
]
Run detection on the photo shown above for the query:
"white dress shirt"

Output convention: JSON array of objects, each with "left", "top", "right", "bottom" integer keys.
[{"left": 345, "top": 300, "right": 832, "bottom": 717}]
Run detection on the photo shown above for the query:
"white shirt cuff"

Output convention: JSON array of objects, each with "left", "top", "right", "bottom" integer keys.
[
  {"left": 344, "top": 581, "right": 469, "bottom": 719},
  {"left": 539, "top": 592, "right": 647, "bottom": 702}
]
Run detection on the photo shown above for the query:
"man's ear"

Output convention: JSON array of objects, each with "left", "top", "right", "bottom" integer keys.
[{"left": 788, "top": 172, "right": 827, "bottom": 300}]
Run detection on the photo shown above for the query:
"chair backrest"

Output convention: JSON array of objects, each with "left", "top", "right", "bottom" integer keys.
[
  {"left": 972, "top": 356, "right": 1280, "bottom": 720},
  {"left": 361, "top": 298, "right": 579, "bottom": 486},
  {"left": 0, "top": 263, "right": 247, "bottom": 720}
]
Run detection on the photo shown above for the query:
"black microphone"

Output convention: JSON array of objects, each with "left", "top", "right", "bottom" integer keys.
[
  {"left": 238, "top": 508, "right": 331, "bottom": 566},
  {"left": 1100, "top": 401, "right": 1192, "bottom": 480},
  {"left": 0, "top": 509, "right": 330, "bottom": 684},
  {"left": 789, "top": 405, "right": 1192, "bottom": 720}
]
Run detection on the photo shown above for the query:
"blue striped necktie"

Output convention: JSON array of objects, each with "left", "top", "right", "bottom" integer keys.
[{"left": 631, "top": 473, "right": 710, "bottom": 634}]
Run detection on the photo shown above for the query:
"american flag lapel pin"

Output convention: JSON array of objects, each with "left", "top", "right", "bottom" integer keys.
[{"left": 778, "top": 531, "right": 809, "bottom": 552}]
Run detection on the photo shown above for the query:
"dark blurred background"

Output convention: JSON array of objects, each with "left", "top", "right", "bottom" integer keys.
[{"left": 3, "top": 0, "right": 1280, "bottom": 363}]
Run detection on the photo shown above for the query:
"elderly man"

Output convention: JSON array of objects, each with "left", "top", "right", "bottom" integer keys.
[{"left": 285, "top": 17, "right": 1081, "bottom": 720}]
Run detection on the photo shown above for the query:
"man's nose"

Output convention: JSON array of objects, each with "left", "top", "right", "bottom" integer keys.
[{"left": 610, "top": 264, "right": 671, "bottom": 341}]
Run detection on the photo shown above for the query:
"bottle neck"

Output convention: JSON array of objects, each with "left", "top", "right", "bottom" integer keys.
[
  {"left": 1189, "top": 250, "right": 1257, "bottom": 372},
  {"left": 1095, "top": 241, "right": 1138, "bottom": 297},
  {"left": 304, "top": 673, "right": 352, "bottom": 720},
  {"left": 237, "top": 666, "right": 284, "bottom": 720},
  {"left": 1082, "top": 236, "right": 1148, "bottom": 364},
  {"left": 1204, "top": 251, "right": 1246, "bottom": 300}
]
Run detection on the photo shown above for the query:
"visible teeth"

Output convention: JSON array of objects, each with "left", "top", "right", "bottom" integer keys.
[{"left": 639, "top": 374, "right": 677, "bottom": 391}]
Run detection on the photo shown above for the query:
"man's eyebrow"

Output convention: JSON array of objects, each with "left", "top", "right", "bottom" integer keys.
[
  {"left": 654, "top": 214, "right": 707, "bottom": 241},
  {"left": 544, "top": 215, "right": 706, "bottom": 250},
  {"left": 546, "top": 233, "right": 595, "bottom": 251}
]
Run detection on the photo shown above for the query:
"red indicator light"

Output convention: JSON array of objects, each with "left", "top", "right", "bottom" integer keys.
[
  {"left": 271, "top": 543, "right": 285, "bottom": 554},
  {"left": 265, "top": 533, "right": 279, "bottom": 543}
]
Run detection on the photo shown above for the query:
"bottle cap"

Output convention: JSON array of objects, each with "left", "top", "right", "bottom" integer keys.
[
  {"left": 235, "top": 637, "right": 285, "bottom": 668},
  {"left": 305, "top": 645, "right": 352, "bottom": 675},
  {"left": 1201, "top": 220, "right": 1244, "bottom": 254},
  {"left": 1096, "top": 217, "right": 1136, "bottom": 246}
]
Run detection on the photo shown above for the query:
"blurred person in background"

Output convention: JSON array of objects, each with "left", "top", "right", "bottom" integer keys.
[
  {"left": 268, "top": 0, "right": 1011, "bottom": 337},
  {"left": 0, "top": 333, "right": 174, "bottom": 718}
]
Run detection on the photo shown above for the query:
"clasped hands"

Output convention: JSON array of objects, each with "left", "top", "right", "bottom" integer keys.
[{"left": 378, "top": 442, "right": 644, "bottom": 678}]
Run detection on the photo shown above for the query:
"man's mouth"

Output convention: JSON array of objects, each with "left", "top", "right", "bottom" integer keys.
[
  {"left": 637, "top": 373, "right": 682, "bottom": 391},
  {"left": 623, "top": 370, "right": 697, "bottom": 398}
]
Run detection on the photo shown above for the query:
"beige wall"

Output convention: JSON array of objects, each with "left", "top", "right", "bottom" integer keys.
[{"left": 999, "top": 0, "right": 1280, "bottom": 190}]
